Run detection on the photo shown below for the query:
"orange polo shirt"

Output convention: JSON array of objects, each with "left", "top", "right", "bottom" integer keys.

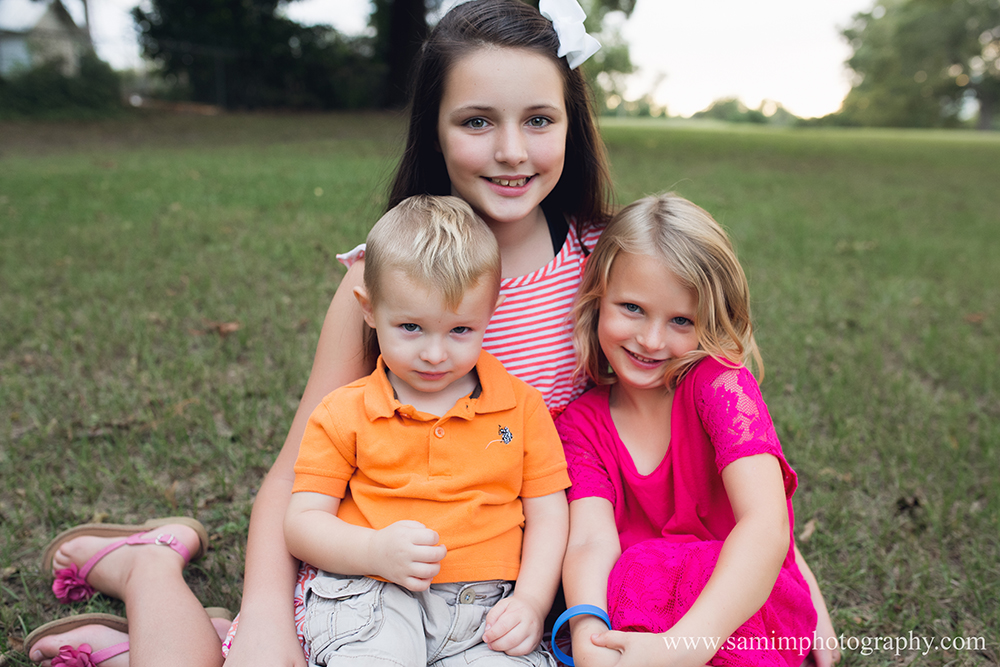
[{"left": 292, "top": 350, "right": 570, "bottom": 583}]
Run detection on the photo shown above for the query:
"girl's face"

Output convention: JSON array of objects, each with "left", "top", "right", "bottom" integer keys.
[
  {"left": 598, "top": 252, "right": 700, "bottom": 392},
  {"left": 436, "top": 46, "right": 567, "bottom": 230}
]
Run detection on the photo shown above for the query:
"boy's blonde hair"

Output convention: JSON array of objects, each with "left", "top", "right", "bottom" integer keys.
[
  {"left": 362, "top": 195, "right": 501, "bottom": 363},
  {"left": 572, "top": 193, "right": 763, "bottom": 389}
]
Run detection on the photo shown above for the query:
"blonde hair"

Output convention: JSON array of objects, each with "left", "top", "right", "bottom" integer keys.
[
  {"left": 572, "top": 193, "right": 762, "bottom": 389},
  {"left": 362, "top": 195, "right": 501, "bottom": 364}
]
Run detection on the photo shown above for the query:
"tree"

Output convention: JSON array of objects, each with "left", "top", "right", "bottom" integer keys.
[
  {"left": 370, "top": 0, "right": 444, "bottom": 107},
  {"left": 133, "top": 0, "right": 384, "bottom": 109},
  {"left": 369, "top": 0, "right": 636, "bottom": 111},
  {"left": 841, "top": 0, "right": 1000, "bottom": 129}
]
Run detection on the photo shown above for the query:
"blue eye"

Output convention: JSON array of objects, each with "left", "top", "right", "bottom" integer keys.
[
  {"left": 528, "top": 116, "right": 551, "bottom": 128},
  {"left": 624, "top": 303, "right": 641, "bottom": 313},
  {"left": 672, "top": 317, "right": 693, "bottom": 326},
  {"left": 401, "top": 323, "right": 420, "bottom": 332}
]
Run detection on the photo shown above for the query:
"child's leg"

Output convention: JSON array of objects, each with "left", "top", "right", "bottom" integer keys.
[
  {"left": 43, "top": 523, "right": 224, "bottom": 667},
  {"left": 301, "top": 574, "right": 425, "bottom": 666},
  {"left": 27, "top": 613, "right": 231, "bottom": 666}
]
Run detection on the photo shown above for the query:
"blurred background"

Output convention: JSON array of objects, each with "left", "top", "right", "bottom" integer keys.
[{"left": 1, "top": 0, "right": 998, "bottom": 128}]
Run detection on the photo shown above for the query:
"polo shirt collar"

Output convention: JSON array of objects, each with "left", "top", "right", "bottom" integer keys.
[{"left": 363, "top": 350, "right": 518, "bottom": 422}]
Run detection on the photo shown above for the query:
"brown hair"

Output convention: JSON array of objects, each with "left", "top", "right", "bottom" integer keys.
[
  {"left": 573, "top": 193, "right": 763, "bottom": 389},
  {"left": 386, "top": 0, "right": 612, "bottom": 238}
]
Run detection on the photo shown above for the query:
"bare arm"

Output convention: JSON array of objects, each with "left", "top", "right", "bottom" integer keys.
[
  {"left": 283, "top": 491, "right": 447, "bottom": 590},
  {"left": 223, "top": 261, "right": 371, "bottom": 667},
  {"left": 796, "top": 544, "right": 840, "bottom": 667},
  {"left": 483, "top": 491, "right": 569, "bottom": 656},
  {"left": 562, "top": 496, "right": 624, "bottom": 667},
  {"left": 593, "top": 453, "right": 790, "bottom": 667}
]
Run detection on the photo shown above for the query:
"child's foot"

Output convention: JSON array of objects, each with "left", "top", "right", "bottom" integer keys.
[
  {"left": 211, "top": 616, "right": 232, "bottom": 641},
  {"left": 28, "top": 624, "right": 129, "bottom": 667},
  {"left": 50, "top": 522, "right": 203, "bottom": 600}
]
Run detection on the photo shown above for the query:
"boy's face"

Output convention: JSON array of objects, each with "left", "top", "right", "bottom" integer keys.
[{"left": 358, "top": 270, "right": 500, "bottom": 399}]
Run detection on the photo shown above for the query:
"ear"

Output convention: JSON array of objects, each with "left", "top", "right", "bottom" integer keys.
[
  {"left": 494, "top": 294, "right": 506, "bottom": 311},
  {"left": 353, "top": 286, "right": 377, "bottom": 329}
]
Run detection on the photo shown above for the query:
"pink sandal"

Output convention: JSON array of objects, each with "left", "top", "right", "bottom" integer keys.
[
  {"left": 23, "top": 613, "right": 129, "bottom": 666},
  {"left": 41, "top": 517, "right": 209, "bottom": 603},
  {"left": 24, "top": 608, "right": 232, "bottom": 666}
]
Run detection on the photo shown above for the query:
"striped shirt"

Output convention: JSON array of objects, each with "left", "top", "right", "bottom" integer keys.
[{"left": 336, "top": 220, "right": 603, "bottom": 414}]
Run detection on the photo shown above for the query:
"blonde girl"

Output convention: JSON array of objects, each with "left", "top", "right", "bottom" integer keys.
[{"left": 557, "top": 194, "right": 838, "bottom": 667}]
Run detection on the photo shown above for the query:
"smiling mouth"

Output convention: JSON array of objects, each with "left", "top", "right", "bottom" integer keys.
[
  {"left": 626, "top": 349, "right": 665, "bottom": 365},
  {"left": 488, "top": 176, "right": 530, "bottom": 187}
]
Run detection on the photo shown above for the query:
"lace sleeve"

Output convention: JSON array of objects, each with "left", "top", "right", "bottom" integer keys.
[
  {"left": 558, "top": 420, "right": 616, "bottom": 506},
  {"left": 695, "top": 365, "right": 794, "bottom": 494}
]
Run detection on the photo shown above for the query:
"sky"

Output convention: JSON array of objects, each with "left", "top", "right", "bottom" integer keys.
[{"left": 72, "top": 0, "right": 876, "bottom": 118}]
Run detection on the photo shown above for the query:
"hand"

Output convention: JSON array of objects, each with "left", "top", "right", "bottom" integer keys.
[
  {"left": 482, "top": 594, "right": 544, "bottom": 656},
  {"left": 807, "top": 608, "right": 841, "bottom": 667},
  {"left": 369, "top": 520, "right": 446, "bottom": 591},
  {"left": 569, "top": 616, "right": 622, "bottom": 667},
  {"left": 591, "top": 630, "right": 672, "bottom": 667},
  {"left": 222, "top": 618, "right": 307, "bottom": 667}
]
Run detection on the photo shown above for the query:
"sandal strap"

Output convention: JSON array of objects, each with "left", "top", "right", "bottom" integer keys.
[
  {"left": 91, "top": 641, "right": 130, "bottom": 664},
  {"left": 78, "top": 530, "right": 192, "bottom": 581}
]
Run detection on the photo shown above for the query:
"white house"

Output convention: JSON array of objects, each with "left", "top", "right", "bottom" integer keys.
[{"left": 0, "top": 0, "right": 90, "bottom": 77}]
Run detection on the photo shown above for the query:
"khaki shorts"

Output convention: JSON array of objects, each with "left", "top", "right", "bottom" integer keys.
[{"left": 301, "top": 573, "right": 557, "bottom": 666}]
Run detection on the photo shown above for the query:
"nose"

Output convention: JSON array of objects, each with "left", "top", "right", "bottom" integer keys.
[
  {"left": 494, "top": 124, "right": 527, "bottom": 166},
  {"left": 636, "top": 321, "right": 667, "bottom": 352},
  {"left": 420, "top": 337, "right": 447, "bottom": 365}
]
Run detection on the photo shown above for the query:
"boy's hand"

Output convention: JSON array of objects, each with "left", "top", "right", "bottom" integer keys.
[
  {"left": 369, "top": 520, "right": 446, "bottom": 591},
  {"left": 482, "top": 595, "right": 544, "bottom": 656}
]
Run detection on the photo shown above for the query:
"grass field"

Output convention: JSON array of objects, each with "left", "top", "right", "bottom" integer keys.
[{"left": 1, "top": 113, "right": 998, "bottom": 665}]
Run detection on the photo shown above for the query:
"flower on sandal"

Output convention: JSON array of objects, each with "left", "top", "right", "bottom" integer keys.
[
  {"left": 52, "top": 643, "right": 97, "bottom": 667},
  {"left": 52, "top": 564, "right": 96, "bottom": 603}
]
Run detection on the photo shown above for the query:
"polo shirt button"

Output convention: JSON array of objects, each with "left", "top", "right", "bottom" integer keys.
[{"left": 434, "top": 426, "right": 445, "bottom": 438}]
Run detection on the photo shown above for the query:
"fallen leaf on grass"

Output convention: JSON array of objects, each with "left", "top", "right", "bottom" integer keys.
[
  {"left": 798, "top": 518, "right": 817, "bottom": 543},
  {"left": 190, "top": 320, "right": 241, "bottom": 338},
  {"left": 964, "top": 312, "right": 984, "bottom": 324},
  {"left": 89, "top": 511, "right": 110, "bottom": 524},
  {"left": 164, "top": 480, "right": 179, "bottom": 508},
  {"left": 818, "top": 467, "right": 853, "bottom": 483},
  {"left": 213, "top": 321, "right": 241, "bottom": 336},
  {"left": 214, "top": 412, "right": 234, "bottom": 440},
  {"left": 2, "top": 565, "right": 17, "bottom": 579},
  {"left": 172, "top": 398, "right": 200, "bottom": 416}
]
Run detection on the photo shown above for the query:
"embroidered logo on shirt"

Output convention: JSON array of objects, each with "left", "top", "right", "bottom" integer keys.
[{"left": 486, "top": 425, "right": 514, "bottom": 449}]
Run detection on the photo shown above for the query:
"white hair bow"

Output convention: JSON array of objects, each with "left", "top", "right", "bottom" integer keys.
[{"left": 539, "top": 0, "right": 601, "bottom": 70}]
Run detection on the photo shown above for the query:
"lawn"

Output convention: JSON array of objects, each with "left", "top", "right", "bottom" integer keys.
[{"left": 1, "top": 113, "right": 998, "bottom": 665}]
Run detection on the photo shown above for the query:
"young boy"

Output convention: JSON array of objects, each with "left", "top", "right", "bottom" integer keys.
[{"left": 283, "top": 195, "right": 569, "bottom": 666}]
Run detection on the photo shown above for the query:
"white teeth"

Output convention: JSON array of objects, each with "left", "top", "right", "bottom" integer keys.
[{"left": 491, "top": 177, "right": 527, "bottom": 187}]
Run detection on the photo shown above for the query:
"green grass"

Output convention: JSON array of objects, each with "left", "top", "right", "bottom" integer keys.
[{"left": 2, "top": 113, "right": 998, "bottom": 665}]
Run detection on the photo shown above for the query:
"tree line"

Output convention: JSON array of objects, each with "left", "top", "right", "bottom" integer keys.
[{"left": 129, "top": 0, "right": 635, "bottom": 110}]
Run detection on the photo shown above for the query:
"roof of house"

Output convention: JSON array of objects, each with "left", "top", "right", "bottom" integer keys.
[{"left": 0, "top": 0, "right": 75, "bottom": 34}]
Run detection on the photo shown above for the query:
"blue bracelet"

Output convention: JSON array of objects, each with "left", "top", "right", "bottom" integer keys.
[{"left": 550, "top": 604, "right": 612, "bottom": 666}]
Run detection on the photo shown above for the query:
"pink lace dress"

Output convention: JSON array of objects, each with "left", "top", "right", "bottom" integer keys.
[{"left": 556, "top": 356, "right": 817, "bottom": 667}]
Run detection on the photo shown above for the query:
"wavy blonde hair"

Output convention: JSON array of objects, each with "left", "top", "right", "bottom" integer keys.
[{"left": 572, "top": 193, "right": 762, "bottom": 389}]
